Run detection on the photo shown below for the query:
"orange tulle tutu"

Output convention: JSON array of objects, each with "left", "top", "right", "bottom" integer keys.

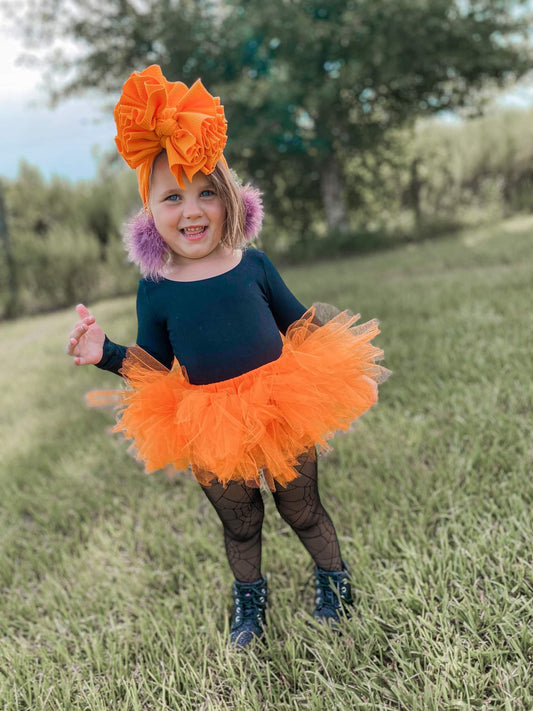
[{"left": 86, "top": 304, "right": 391, "bottom": 490}]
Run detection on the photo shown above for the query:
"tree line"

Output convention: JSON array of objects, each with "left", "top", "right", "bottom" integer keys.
[
  {"left": 1, "top": 0, "right": 531, "bottom": 316},
  {"left": 1, "top": 104, "right": 533, "bottom": 319},
  {"left": 6, "top": 0, "right": 532, "bottom": 230}
]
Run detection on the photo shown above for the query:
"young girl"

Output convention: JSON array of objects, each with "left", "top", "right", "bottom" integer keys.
[{"left": 66, "top": 65, "right": 390, "bottom": 650}]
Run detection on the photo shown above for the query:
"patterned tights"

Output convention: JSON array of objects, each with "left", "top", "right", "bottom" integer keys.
[{"left": 200, "top": 448, "right": 343, "bottom": 582}]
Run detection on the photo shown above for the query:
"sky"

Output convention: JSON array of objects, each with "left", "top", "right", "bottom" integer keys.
[
  {"left": 1, "top": 24, "right": 533, "bottom": 184},
  {"left": 0, "top": 28, "right": 117, "bottom": 182}
]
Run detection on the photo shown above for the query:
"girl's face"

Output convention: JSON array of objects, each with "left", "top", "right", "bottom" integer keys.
[{"left": 149, "top": 153, "right": 226, "bottom": 266}]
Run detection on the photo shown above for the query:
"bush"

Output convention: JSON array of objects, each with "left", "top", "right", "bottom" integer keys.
[
  {"left": 94, "top": 232, "right": 139, "bottom": 301},
  {"left": 13, "top": 226, "right": 101, "bottom": 314}
]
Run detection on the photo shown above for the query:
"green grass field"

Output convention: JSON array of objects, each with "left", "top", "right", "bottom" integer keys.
[{"left": 1, "top": 217, "right": 531, "bottom": 710}]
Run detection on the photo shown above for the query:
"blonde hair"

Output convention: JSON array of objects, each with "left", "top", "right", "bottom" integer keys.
[
  {"left": 207, "top": 162, "right": 246, "bottom": 249},
  {"left": 149, "top": 152, "right": 246, "bottom": 248}
]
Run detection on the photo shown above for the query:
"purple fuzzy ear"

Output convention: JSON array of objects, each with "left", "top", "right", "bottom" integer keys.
[
  {"left": 242, "top": 184, "right": 264, "bottom": 242},
  {"left": 125, "top": 211, "right": 169, "bottom": 280}
]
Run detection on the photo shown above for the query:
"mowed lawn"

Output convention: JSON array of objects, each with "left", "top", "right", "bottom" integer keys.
[{"left": 0, "top": 217, "right": 531, "bottom": 711}]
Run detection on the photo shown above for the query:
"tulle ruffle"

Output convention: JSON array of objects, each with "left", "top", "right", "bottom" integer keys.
[{"left": 86, "top": 304, "right": 390, "bottom": 490}]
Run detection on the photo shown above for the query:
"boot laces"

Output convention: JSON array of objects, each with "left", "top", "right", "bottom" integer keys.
[
  {"left": 233, "top": 583, "right": 267, "bottom": 626},
  {"left": 316, "top": 572, "right": 342, "bottom": 610}
]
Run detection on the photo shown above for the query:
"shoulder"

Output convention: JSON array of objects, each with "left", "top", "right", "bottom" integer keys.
[
  {"left": 138, "top": 276, "right": 166, "bottom": 293},
  {"left": 139, "top": 275, "right": 164, "bottom": 285},
  {"left": 136, "top": 277, "right": 168, "bottom": 318},
  {"left": 243, "top": 247, "right": 279, "bottom": 273},
  {"left": 243, "top": 247, "right": 266, "bottom": 264},
  {"left": 241, "top": 246, "right": 268, "bottom": 277}
]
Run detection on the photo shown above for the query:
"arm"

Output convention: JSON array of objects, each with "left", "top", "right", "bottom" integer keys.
[
  {"left": 68, "top": 281, "right": 173, "bottom": 376},
  {"left": 260, "top": 252, "right": 308, "bottom": 333},
  {"left": 99, "top": 280, "right": 174, "bottom": 375},
  {"left": 95, "top": 336, "right": 128, "bottom": 376},
  {"left": 135, "top": 279, "right": 174, "bottom": 369}
]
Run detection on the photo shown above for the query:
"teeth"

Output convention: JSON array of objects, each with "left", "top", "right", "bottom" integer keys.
[{"left": 184, "top": 227, "right": 205, "bottom": 234}]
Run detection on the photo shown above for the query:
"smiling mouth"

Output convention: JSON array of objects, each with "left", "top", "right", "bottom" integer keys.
[{"left": 181, "top": 226, "right": 207, "bottom": 240}]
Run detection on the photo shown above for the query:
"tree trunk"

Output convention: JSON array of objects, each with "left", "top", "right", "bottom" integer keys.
[
  {"left": 320, "top": 152, "right": 349, "bottom": 234},
  {"left": 0, "top": 183, "right": 19, "bottom": 319},
  {"left": 409, "top": 158, "right": 422, "bottom": 228}
]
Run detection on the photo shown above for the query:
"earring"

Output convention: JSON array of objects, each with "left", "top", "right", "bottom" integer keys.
[{"left": 125, "top": 210, "right": 169, "bottom": 280}]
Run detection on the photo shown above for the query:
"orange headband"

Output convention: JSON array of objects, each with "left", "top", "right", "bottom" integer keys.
[{"left": 114, "top": 64, "right": 228, "bottom": 205}]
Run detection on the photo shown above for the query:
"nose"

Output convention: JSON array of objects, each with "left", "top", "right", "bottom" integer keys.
[{"left": 182, "top": 196, "right": 202, "bottom": 219}]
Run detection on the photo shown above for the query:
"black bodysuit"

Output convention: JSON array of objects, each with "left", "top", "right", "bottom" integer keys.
[{"left": 97, "top": 248, "right": 308, "bottom": 385}]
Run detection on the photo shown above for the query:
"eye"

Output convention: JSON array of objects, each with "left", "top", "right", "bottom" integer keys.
[
  {"left": 165, "top": 194, "right": 181, "bottom": 202},
  {"left": 200, "top": 189, "right": 216, "bottom": 198}
]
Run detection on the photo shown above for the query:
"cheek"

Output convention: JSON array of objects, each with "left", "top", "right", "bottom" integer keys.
[
  {"left": 151, "top": 206, "right": 173, "bottom": 234},
  {"left": 152, "top": 214, "right": 164, "bottom": 236},
  {"left": 213, "top": 204, "right": 227, "bottom": 230}
]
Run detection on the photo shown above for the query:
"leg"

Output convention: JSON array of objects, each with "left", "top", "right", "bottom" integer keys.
[
  {"left": 272, "top": 448, "right": 343, "bottom": 572},
  {"left": 200, "top": 478, "right": 264, "bottom": 583},
  {"left": 201, "top": 477, "right": 268, "bottom": 649}
]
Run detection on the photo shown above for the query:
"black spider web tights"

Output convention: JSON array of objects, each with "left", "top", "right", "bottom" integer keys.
[{"left": 200, "top": 449, "right": 343, "bottom": 582}]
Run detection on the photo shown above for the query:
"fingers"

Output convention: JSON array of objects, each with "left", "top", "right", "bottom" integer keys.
[
  {"left": 67, "top": 336, "right": 80, "bottom": 357},
  {"left": 70, "top": 324, "right": 85, "bottom": 339},
  {"left": 68, "top": 323, "right": 88, "bottom": 349},
  {"left": 75, "top": 304, "right": 95, "bottom": 328},
  {"left": 70, "top": 349, "right": 93, "bottom": 366},
  {"left": 67, "top": 320, "right": 94, "bottom": 357},
  {"left": 68, "top": 315, "right": 95, "bottom": 341},
  {"left": 76, "top": 303, "right": 91, "bottom": 319},
  {"left": 76, "top": 315, "right": 95, "bottom": 328},
  {"left": 68, "top": 304, "right": 100, "bottom": 364}
]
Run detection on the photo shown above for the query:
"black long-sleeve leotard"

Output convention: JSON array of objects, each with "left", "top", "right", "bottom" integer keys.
[{"left": 96, "top": 248, "right": 308, "bottom": 386}]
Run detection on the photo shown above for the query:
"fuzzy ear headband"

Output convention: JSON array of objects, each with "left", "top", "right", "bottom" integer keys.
[
  {"left": 125, "top": 184, "right": 264, "bottom": 280},
  {"left": 114, "top": 65, "right": 228, "bottom": 205}
]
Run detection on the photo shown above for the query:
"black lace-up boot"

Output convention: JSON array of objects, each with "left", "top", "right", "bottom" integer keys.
[
  {"left": 313, "top": 562, "right": 353, "bottom": 628},
  {"left": 230, "top": 574, "right": 268, "bottom": 649}
]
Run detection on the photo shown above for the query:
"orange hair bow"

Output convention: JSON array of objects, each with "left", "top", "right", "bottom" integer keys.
[{"left": 114, "top": 65, "right": 228, "bottom": 205}]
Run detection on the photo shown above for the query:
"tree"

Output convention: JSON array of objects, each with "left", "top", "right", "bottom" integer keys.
[
  {"left": 218, "top": 0, "right": 533, "bottom": 232},
  {"left": 8, "top": 0, "right": 533, "bottom": 236},
  {"left": 0, "top": 180, "right": 19, "bottom": 318}
]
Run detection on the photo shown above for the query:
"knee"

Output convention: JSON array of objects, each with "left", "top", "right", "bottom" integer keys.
[
  {"left": 224, "top": 500, "right": 265, "bottom": 542},
  {"left": 274, "top": 499, "right": 322, "bottom": 532}
]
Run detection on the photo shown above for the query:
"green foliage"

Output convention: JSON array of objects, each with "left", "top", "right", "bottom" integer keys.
[
  {"left": 0, "top": 158, "right": 140, "bottom": 318},
  {"left": 6, "top": 0, "right": 533, "bottom": 234},
  {"left": 96, "top": 230, "right": 140, "bottom": 299},
  {"left": 6, "top": 162, "right": 78, "bottom": 237},
  {"left": 2, "top": 103, "right": 533, "bottom": 317},
  {"left": 410, "top": 104, "right": 533, "bottom": 223},
  {"left": 221, "top": 0, "right": 532, "bottom": 232},
  {"left": 12, "top": 225, "right": 101, "bottom": 312}
]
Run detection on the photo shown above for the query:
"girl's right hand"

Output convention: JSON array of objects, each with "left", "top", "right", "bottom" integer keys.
[{"left": 67, "top": 303, "right": 105, "bottom": 366}]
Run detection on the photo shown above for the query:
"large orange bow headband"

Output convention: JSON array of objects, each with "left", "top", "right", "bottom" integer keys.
[{"left": 114, "top": 65, "right": 228, "bottom": 205}]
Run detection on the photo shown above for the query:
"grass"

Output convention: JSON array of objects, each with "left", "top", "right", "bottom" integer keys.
[{"left": 0, "top": 215, "right": 532, "bottom": 710}]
